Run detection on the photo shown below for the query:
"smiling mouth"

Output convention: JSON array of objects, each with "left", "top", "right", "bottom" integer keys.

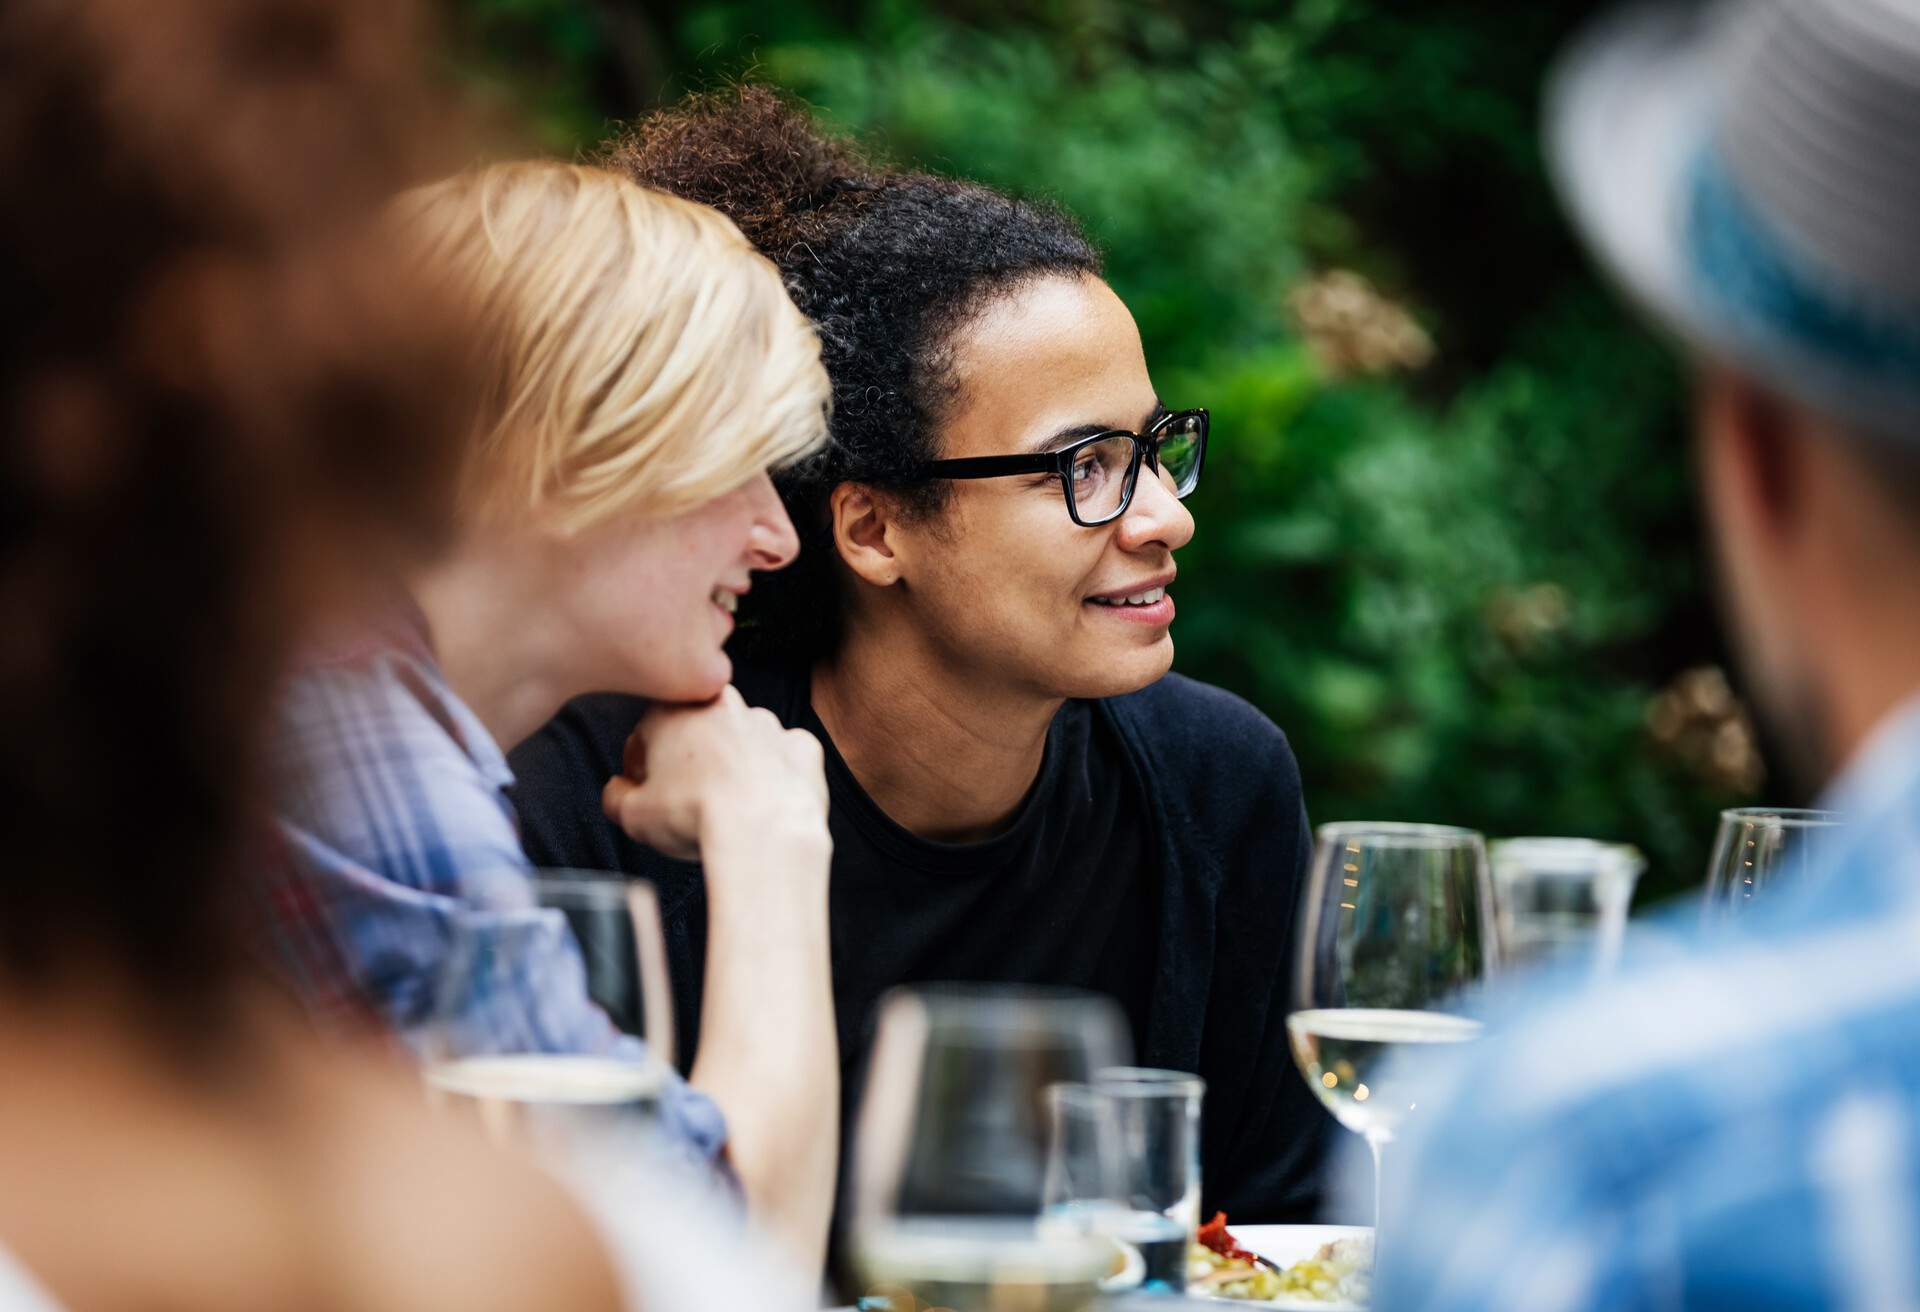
[
  {"left": 1087, "top": 585, "right": 1167, "bottom": 609},
  {"left": 710, "top": 587, "right": 738, "bottom": 615}
]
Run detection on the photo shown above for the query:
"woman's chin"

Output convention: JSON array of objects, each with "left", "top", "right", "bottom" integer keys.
[
  {"left": 1061, "top": 635, "right": 1175, "bottom": 700},
  {"left": 639, "top": 651, "right": 733, "bottom": 705},
  {"left": 1121, "top": 642, "right": 1175, "bottom": 693}
]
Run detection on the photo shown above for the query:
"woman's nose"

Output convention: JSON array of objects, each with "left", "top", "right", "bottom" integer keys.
[
  {"left": 1114, "top": 462, "right": 1195, "bottom": 552},
  {"left": 746, "top": 472, "right": 801, "bottom": 570}
]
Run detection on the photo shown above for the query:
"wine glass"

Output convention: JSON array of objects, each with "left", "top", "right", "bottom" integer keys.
[
  {"left": 1703, "top": 807, "right": 1845, "bottom": 918},
  {"left": 1288, "top": 822, "right": 1496, "bottom": 1241},
  {"left": 1490, "top": 837, "right": 1643, "bottom": 974},
  {"left": 848, "top": 985, "right": 1132, "bottom": 1312},
  {"left": 417, "top": 868, "right": 676, "bottom": 1158}
]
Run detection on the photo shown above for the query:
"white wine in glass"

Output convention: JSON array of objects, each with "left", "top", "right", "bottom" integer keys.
[
  {"left": 858, "top": 1221, "right": 1117, "bottom": 1312},
  {"left": 1286, "top": 1008, "right": 1482, "bottom": 1142},
  {"left": 849, "top": 985, "right": 1132, "bottom": 1312},
  {"left": 1289, "top": 822, "right": 1496, "bottom": 1241},
  {"left": 416, "top": 870, "right": 677, "bottom": 1167}
]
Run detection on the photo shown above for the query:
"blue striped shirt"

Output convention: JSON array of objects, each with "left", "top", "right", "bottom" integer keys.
[{"left": 1375, "top": 696, "right": 1920, "bottom": 1311}]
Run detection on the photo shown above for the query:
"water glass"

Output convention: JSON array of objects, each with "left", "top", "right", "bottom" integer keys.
[
  {"left": 1490, "top": 837, "right": 1643, "bottom": 974},
  {"left": 1044, "top": 1069, "right": 1204, "bottom": 1294},
  {"left": 1703, "top": 808, "right": 1845, "bottom": 917}
]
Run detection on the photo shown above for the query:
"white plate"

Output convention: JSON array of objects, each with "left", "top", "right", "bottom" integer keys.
[{"left": 1193, "top": 1223, "right": 1372, "bottom": 1311}]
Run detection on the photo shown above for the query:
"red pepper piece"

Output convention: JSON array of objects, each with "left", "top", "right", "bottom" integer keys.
[{"left": 1196, "top": 1211, "right": 1258, "bottom": 1264}]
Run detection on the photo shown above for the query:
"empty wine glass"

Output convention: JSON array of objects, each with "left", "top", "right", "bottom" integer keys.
[
  {"left": 1703, "top": 808, "right": 1845, "bottom": 918},
  {"left": 1490, "top": 837, "right": 1643, "bottom": 974},
  {"left": 848, "top": 985, "right": 1132, "bottom": 1312},
  {"left": 1288, "top": 822, "right": 1496, "bottom": 1244}
]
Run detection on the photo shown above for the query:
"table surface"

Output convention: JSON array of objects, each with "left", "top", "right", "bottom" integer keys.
[{"left": 832, "top": 1223, "right": 1374, "bottom": 1311}]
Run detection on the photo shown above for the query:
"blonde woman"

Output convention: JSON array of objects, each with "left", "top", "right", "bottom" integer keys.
[{"left": 264, "top": 162, "right": 839, "bottom": 1272}]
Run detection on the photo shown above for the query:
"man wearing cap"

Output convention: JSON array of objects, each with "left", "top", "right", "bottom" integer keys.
[{"left": 1373, "top": 0, "right": 1920, "bottom": 1306}]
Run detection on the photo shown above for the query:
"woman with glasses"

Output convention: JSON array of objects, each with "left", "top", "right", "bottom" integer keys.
[{"left": 512, "top": 86, "right": 1329, "bottom": 1228}]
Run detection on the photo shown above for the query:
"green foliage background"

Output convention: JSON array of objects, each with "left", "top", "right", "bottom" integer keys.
[{"left": 448, "top": 0, "right": 1772, "bottom": 902}]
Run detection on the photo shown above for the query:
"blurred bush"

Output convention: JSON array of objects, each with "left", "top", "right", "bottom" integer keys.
[{"left": 449, "top": 0, "right": 1771, "bottom": 901}]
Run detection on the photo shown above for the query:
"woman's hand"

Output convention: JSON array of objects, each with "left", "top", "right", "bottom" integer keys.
[
  {"left": 601, "top": 686, "right": 829, "bottom": 863},
  {"left": 600, "top": 685, "right": 840, "bottom": 1273}
]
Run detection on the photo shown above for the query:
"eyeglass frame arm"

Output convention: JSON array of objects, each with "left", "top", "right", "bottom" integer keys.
[{"left": 911, "top": 408, "right": 1208, "bottom": 526}]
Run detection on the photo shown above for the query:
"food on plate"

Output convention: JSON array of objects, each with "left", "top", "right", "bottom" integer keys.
[
  {"left": 1188, "top": 1212, "right": 1280, "bottom": 1300},
  {"left": 1275, "top": 1235, "right": 1370, "bottom": 1305},
  {"left": 1187, "top": 1213, "right": 1372, "bottom": 1305}
]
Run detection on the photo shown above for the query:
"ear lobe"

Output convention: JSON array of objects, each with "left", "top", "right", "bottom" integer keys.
[{"left": 829, "top": 483, "right": 902, "bottom": 587}]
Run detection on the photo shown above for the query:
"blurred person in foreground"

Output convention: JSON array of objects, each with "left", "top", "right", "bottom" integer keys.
[
  {"left": 0, "top": 2, "right": 804, "bottom": 1308},
  {"left": 263, "top": 160, "right": 840, "bottom": 1271},
  {"left": 1375, "top": 1, "right": 1920, "bottom": 1307},
  {"left": 512, "top": 85, "right": 1331, "bottom": 1230}
]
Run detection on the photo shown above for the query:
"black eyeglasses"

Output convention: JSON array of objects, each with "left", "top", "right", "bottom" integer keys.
[{"left": 914, "top": 408, "right": 1208, "bottom": 527}]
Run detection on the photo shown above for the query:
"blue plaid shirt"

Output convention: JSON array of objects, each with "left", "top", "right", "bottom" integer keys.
[
  {"left": 261, "top": 601, "right": 728, "bottom": 1166},
  {"left": 1375, "top": 695, "right": 1920, "bottom": 1311}
]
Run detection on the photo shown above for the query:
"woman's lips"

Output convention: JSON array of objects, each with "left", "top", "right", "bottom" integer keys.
[{"left": 1085, "top": 593, "right": 1175, "bottom": 625}]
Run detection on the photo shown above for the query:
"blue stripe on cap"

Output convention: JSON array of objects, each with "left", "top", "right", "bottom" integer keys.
[{"left": 1685, "top": 148, "right": 1920, "bottom": 391}]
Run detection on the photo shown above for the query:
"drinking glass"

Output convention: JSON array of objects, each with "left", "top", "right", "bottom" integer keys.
[
  {"left": 1288, "top": 822, "right": 1496, "bottom": 1240},
  {"left": 1703, "top": 808, "right": 1846, "bottom": 917},
  {"left": 848, "top": 985, "right": 1132, "bottom": 1312},
  {"left": 1490, "top": 837, "right": 1643, "bottom": 974},
  {"left": 1043, "top": 1069, "right": 1204, "bottom": 1294},
  {"left": 418, "top": 869, "right": 676, "bottom": 1158}
]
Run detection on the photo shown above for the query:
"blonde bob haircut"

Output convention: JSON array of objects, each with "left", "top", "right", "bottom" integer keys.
[{"left": 393, "top": 161, "right": 830, "bottom": 532}]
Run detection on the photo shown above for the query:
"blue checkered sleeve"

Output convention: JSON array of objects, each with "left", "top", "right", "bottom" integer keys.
[
  {"left": 1373, "top": 738, "right": 1920, "bottom": 1311},
  {"left": 261, "top": 618, "right": 728, "bottom": 1167}
]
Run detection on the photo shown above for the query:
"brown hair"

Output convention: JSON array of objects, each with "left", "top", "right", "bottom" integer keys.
[{"left": 0, "top": 0, "right": 473, "bottom": 1034}]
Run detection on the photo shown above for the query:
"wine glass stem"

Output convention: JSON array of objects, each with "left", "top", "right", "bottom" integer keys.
[{"left": 1367, "top": 1133, "right": 1387, "bottom": 1274}]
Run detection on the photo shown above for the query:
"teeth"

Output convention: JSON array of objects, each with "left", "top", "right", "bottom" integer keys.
[
  {"left": 711, "top": 588, "right": 738, "bottom": 614},
  {"left": 1091, "top": 586, "right": 1166, "bottom": 607}
]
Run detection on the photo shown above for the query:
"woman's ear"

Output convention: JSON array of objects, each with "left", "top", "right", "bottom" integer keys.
[{"left": 829, "top": 483, "right": 903, "bottom": 587}]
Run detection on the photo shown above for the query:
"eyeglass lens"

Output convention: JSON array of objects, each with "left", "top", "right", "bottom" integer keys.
[
  {"left": 1067, "top": 415, "right": 1204, "bottom": 523},
  {"left": 1155, "top": 413, "right": 1204, "bottom": 497},
  {"left": 1067, "top": 434, "right": 1138, "bottom": 521}
]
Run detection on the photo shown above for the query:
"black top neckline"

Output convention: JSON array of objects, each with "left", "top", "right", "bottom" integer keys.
[{"left": 794, "top": 689, "right": 1078, "bottom": 875}]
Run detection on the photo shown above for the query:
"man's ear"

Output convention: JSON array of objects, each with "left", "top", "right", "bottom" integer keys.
[
  {"left": 1699, "top": 366, "right": 1807, "bottom": 545},
  {"left": 829, "top": 483, "right": 904, "bottom": 588}
]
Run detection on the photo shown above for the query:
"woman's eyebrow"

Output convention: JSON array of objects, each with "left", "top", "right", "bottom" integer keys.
[
  {"left": 1029, "top": 422, "right": 1112, "bottom": 453},
  {"left": 1028, "top": 399, "right": 1169, "bottom": 454}
]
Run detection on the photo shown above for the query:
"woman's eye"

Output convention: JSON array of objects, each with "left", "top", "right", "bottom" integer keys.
[{"left": 1070, "top": 455, "right": 1101, "bottom": 485}]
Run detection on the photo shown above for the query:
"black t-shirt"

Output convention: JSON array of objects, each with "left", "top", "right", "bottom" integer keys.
[
  {"left": 511, "top": 663, "right": 1331, "bottom": 1228},
  {"left": 793, "top": 674, "right": 1158, "bottom": 1067}
]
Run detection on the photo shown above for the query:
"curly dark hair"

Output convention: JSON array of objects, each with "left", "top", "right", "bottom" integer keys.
[
  {"left": 0, "top": 0, "right": 470, "bottom": 1037},
  {"left": 601, "top": 85, "right": 1102, "bottom": 659}
]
